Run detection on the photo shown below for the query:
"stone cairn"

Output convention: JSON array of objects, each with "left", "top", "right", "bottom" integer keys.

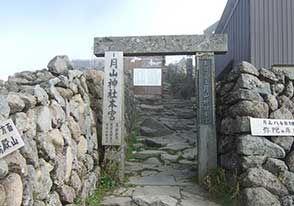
[
  {"left": 0, "top": 56, "right": 104, "bottom": 206},
  {"left": 216, "top": 61, "right": 294, "bottom": 206}
]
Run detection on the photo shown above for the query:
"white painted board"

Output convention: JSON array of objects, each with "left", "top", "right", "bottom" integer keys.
[
  {"left": 102, "top": 51, "right": 124, "bottom": 146},
  {"left": 250, "top": 118, "right": 294, "bottom": 136},
  {"left": 133, "top": 68, "right": 162, "bottom": 86},
  {"left": 0, "top": 119, "right": 25, "bottom": 159}
]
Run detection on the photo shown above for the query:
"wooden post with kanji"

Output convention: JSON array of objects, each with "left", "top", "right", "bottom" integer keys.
[{"left": 102, "top": 51, "right": 124, "bottom": 146}]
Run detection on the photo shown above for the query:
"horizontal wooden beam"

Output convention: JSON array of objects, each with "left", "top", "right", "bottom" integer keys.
[{"left": 94, "top": 34, "right": 228, "bottom": 57}]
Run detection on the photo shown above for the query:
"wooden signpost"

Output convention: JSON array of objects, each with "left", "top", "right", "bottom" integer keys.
[{"left": 102, "top": 52, "right": 124, "bottom": 146}]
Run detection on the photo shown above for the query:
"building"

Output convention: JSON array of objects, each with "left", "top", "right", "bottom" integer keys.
[{"left": 214, "top": 0, "right": 294, "bottom": 78}]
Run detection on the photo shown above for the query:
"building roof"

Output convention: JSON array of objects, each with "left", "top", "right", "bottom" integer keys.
[{"left": 216, "top": 0, "right": 240, "bottom": 33}]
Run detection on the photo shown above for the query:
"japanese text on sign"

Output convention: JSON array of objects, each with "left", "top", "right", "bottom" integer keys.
[
  {"left": 250, "top": 118, "right": 294, "bottom": 136},
  {"left": 0, "top": 119, "right": 25, "bottom": 159},
  {"left": 102, "top": 52, "right": 124, "bottom": 145},
  {"left": 199, "top": 58, "right": 213, "bottom": 125}
]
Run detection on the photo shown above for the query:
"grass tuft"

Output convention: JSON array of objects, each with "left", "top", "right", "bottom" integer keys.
[
  {"left": 203, "top": 168, "right": 240, "bottom": 206},
  {"left": 76, "top": 172, "right": 118, "bottom": 206}
]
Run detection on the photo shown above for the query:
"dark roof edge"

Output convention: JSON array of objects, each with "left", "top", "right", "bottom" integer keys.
[{"left": 215, "top": 0, "right": 241, "bottom": 33}]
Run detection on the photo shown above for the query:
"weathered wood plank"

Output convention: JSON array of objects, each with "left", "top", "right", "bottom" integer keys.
[
  {"left": 94, "top": 34, "right": 227, "bottom": 57},
  {"left": 197, "top": 53, "right": 217, "bottom": 182}
]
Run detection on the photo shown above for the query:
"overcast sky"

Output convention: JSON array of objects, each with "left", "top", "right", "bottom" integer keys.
[{"left": 0, "top": 0, "right": 227, "bottom": 80}]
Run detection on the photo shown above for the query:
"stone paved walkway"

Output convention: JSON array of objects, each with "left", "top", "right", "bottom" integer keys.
[{"left": 101, "top": 94, "right": 221, "bottom": 206}]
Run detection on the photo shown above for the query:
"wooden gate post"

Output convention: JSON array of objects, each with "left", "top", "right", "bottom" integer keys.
[{"left": 197, "top": 53, "right": 217, "bottom": 182}]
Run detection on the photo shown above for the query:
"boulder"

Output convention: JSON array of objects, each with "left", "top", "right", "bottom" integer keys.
[
  {"left": 58, "top": 185, "right": 75, "bottom": 204},
  {"left": 69, "top": 171, "right": 82, "bottom": 193},
  {"left": 101, "top": 197, "right": 133, "bottom": 206},
  {"left": 35, "top": 106, "right": 52, "bottom": 132},
  {"left": 220, "top": 116, "right": 251, "bottom": 134},
  {"left": 263, "top": 158, "right": 288, "bottom": 175},
  {"left": 272, "top": 83, "right": 285, "bottom": 96},
  {"left": 224, "top": 89, "right": 264, "bottom": 105},
  {"left": 47, "top": 55, "right": 72, "bottom": 75},
  {"left": 11, "top": 112, "right": 28, "bottom": 134},
  {"left": 280, "top": 171, "right": 294, "bottom": 194},
  {"left": 239, "top": 61, "right": 259, "bottom": 76},
  {"left": 4, "top": 151, "right": 28, "bottom": 176},
  {"left": 241, "top": 168, "right": 288, "bottom": 196},
  {"left": 0, "top": 184, "right": 6, "bottom": 206},
  {"left": 47, "top": 192, "right": 62, "bottom": 206},
  {"left": 264, "top": 94, "right": 279, "bottom": 111},
  {"left": 2, "top": 173, "right": 23, "bottom": 206},
  {"left": 237, "top": 135, "right": 286, "bottom": 158},
  {"left": 240, "top": 156, "right": 267, "bottom": 170},
  {"left": 281, "top": 196, "right": 294, "bottom": 206},
  {"left": 270, "top": 136, "right": 294, "bottom": 153},
  {"left": 18, "top": 92, "right": 36, "bottom": 109},
  {"left": 272, "top": 66, "right": 294, "bottom": 80},
  {"left": 68, "top": 116, "right": 82, "bottom": 141},
  {"left": 80, "top": 172, "right": 97, "bottom": 199},
  {"left": 7, "top": 93, "right": 25, "bottom": 114},
  {"left": 49, "top": 100, "right": 66, "bottom": 128},
  {"left": 0, "top": 95, "right": 10, "bottom": 118},
  {"left": 77, "top": 135, "right": 88, "bottom": 157},
  {"left": 286, "top": 151, "right": 294, "bottom": 172},
  {"left": 229, "top": 100, "right": 269, "bottom": 118},
  {"left": 270, "top": 107, "right": 293, "bottom": 119},
  {"left": 234, "top": 74, "right": 271, "bottom": 94},
  {"left": 259, "top": 68, "right": 279, "bottom": 83},
  {"left": 278, "top": 96, "right": 294, "bottom": 113},
  {"left": 0, "top": 160, "right": 8, "bottom": 178},
  {"left": 35, "top": 133, "right": 56, "bottom": 160},
  {"left": 285, "top": 81, "right": 294, "bottom": 98},
  {"left": 140, "top": 118, "right": 173, "bottom": 137},
  {"left": 241, "top": 187, "right": 281, "bottom": 206},
  {"left": 20, "top": 134, "right": 39, "bottom": 167},
  {"left": 133, "top": 195, "right": 178, "bottom": 206},
  {"left": 34, "top": 85, "right": 49, "bottom": 105},
  {"left": 48, "top": 129, "right": 64, "bottom": 148},
  {"left": 34, "top": 159, "right": 53, "bottom": 200}
]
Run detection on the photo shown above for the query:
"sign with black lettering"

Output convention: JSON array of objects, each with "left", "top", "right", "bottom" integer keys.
[
  {"left": 250, "top": 118, "right": 294, "bottom": 136},
  {"left": 198, "top": 58, "right": 213, "bottom": 125},
  {"left": 102, "top": 51, "right": 124, "bottom": 145},
  {"left": 0, "top": 119, "right": 25, "bottom": 159}
]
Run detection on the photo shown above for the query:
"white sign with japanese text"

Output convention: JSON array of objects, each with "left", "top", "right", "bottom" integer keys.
[
  {"left": 102, "top": 51, "right": 124, "bottom": 145},
  {"left": 250, "top": 118, "right": 294, "bottom": 136},
  {"left": 133, "top": 68, "right": 162, "bottom": 86},
  {"left": 0, "top": 119, "right": 25, "bottom": 159}
]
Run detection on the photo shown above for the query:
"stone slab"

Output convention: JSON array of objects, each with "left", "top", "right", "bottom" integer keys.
[
  {"left": 128, "top": 175, "right": 176, "bottom": 186},
  {"left": 133, "top": 186, "right": 181, "bottom": 199},
  {"left": 94, "top": 34, "right": 228, "bottom": 57}
]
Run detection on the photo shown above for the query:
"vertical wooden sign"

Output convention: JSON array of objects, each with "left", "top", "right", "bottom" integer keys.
[
  {"left": 197, "top": 53, "right": 217, "bottom": 182},
  {"left": 102, "top": 51, "right": 124, "bottom": 146}
]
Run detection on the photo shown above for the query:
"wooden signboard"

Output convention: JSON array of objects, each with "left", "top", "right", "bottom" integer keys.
[
  {"left": 102, "top": 51, "right": 124, "bottom": 146},
  {"left": 0, "top": 119, "right": 25, "bottom": 159},
  {"left": 250, "top": 118, "right": 294, "bottom": 136}
]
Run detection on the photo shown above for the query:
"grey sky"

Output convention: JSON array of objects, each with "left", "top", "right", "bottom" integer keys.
[{"left": 0, "top": 0, "right": 227, "bottom": 80}]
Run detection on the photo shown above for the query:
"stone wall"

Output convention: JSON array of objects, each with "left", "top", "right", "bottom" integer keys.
[
  {"left": 216, "top": 61, "right": 294, "bottom": 206},
  {"left": 0, "top": 56, "right": 102, "bottom": 206}
]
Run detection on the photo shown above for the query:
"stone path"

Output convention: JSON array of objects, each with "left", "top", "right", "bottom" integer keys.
[{"left": 101, "top": 94, "right": 221, "bottom": 206}]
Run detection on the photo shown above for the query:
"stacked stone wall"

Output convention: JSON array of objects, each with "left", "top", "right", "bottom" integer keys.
[
  {"left": 216, "top": 61, "right": 294, "bottom": 205},
  {"left": 0, "top": 56, "right": 102, "bottom": 206}
]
